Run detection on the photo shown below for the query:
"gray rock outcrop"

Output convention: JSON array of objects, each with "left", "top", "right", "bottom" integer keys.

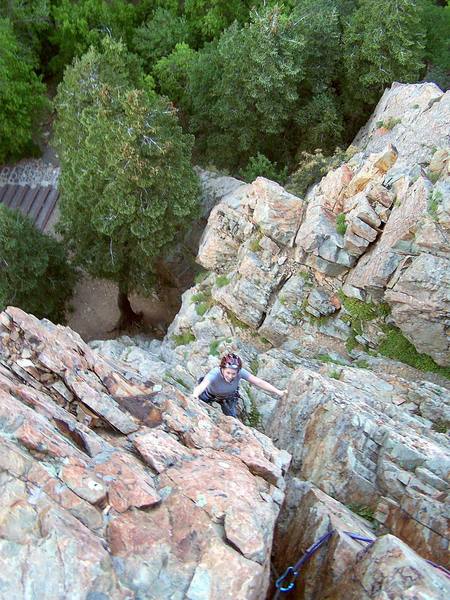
[
  {"left": 92, "top": 82, "right": 450, "bottom": 599},
  {"left": 0, "top": 307, "right": 289, "bottom": 599},
  {"left": 3, "top": 82, "right": 448, "bottom": 599}
]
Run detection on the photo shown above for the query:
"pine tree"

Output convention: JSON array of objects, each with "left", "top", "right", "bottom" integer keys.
[
  {"left": 343, "top": 0, "right": 425, "bottom": 119},
  {"left": 0, "top": 18, "right": 48, "bottom": 162},
  {"left": 0, "top": 205, "right": 76, "bottom": 323},
  {"left": 188, "top": 5, "right": 307, "bottom": 168},
  {"left": 54, "top": 38, "right": 201, "bottom": 328}
]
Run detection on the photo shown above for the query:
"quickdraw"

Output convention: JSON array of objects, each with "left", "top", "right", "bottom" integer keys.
[{"left": 274, "top": 529, "right": 450, "bottom": 598}]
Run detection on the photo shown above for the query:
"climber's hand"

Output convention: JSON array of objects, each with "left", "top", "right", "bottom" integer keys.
[{"left": 277, "top": 389, "right": 287, "bottom": 399}]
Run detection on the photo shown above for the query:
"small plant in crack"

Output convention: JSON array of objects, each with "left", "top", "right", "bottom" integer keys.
[{"left": 336, "top": 212, "right": 347, "bottom": 235}]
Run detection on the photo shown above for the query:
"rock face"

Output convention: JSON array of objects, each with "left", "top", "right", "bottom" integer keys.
[
  {"left": 353, "top": 82, "right": 450, "bottom": 168},
  {"left": 0, "top": 306, "right": 289, "bottom": 599},
  {"left": 93, "top": 316, "right": 450, "bottom": 595},
  {"left": 4, "top": 82, "right": 444, "bottom": 598},
  {"left": 323, "top": 534, "right": 450, "bottom": 600},
  {"left": 272, "top": 479, "right": 450, "bottom": 600},
  {"left": 192, "top": 83, "right": 450, "bottom": 366},
  {"left": 90, "top": 82, "right": 450, "bottom": 600},
  {"left": 156, "top": 168, "right": 245, "bottom": 290},
  {"left": 267, "top": 365, "right": 450, "bottom": 566}
]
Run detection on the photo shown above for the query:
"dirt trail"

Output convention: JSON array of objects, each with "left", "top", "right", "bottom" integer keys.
[{"left": 67, "top": 273, "right": 180, "bottom": 342}]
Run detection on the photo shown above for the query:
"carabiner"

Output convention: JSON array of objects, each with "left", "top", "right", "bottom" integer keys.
[{"left": 275, "top": 565, "right": 298, "bottom": 592}]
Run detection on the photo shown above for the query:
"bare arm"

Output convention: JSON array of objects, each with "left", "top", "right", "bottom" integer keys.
[
  {"left": 246, "top": 374, "right": 286, "bottom": 398},
  {"left": 193, "top": 377, "right": 209, "bottom": 399}
]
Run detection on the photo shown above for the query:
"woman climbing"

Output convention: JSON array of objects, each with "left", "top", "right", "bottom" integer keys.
[{"left": 192, "top": 352, "right": 287, "bottom": 418}]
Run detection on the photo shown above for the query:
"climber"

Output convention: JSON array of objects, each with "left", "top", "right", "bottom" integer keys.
[{"left": 192, "top": 352, "right": 287, "bottom": 418}]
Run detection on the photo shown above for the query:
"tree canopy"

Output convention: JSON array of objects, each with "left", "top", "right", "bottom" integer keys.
[
  {"left": 53, "top": 38, "right": 200, "bottom": 323},
  {"left": 2, "top": 0, "right": 449, "bottom": 179},
  {"left": 0, "top": 18, "right": 48, "bottom": 163},
  {"left": 342, "top": 0, "right": 426, "bottom": 119},
  {"left": 187, "top": 6, "right": 307, "bottom": 168},
  {"left": 0, "top": 204, "right": 76, "bottom": 323},
  {"left": 49, "top": 0, "right": 138, "bottom": 74},
  {"left": 132, "top": 7, "right": 190, "bottom": 71}
]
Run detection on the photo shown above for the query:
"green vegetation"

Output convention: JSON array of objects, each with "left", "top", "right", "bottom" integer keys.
[
  {"left": 378, "top": 325, "right": 450, "bottom": 379},
  {"left": 287, "top": 147, "right": 357, "bottom": 198},
  {"left": 345, "top": 332, "right": 359, "bottom": 353},
  {"left": 191, "top": 291, "right": 208, "bottom": 304},
  {"left": 338, "top": 291, "right": 380, "bottom": 322},
  {"left": 427, "top": 170, "right": 441, "bottom": 184},
  {"left": 338, "top": 291, "right": 392, "bottom": 354},
  {"left": 194, "top": 270, "right": 209, "bottom": 284},
  {"left": 292, "top": 294, "right": 311, "bottom": 323},
  {"left": 245, "top": 389, "right": 262, "bottom": 429},
  {"left": 187, "top": 5, "right": 305, "bottom": 168},
  {"left": 346, "top": 503, "right": 377, "bottom": 524},
  {"left": 308, "top": 313, "right": 333, "bottom": 327},
  {"left": 49, "top": 0, "right": 139, "bottom": 75},
  {"left": 376, "top": 117, "right": 402, "bottom": 130},
  {"left": 163, "top": 371, "right": 190, "bottom": 389},
  {"left": 1, "top": 0, "right": 51, "bottom": 58},
  {"left": 172, "top": 329, "right": 196, "bottom": 346},
  {"left": 328, "top": 369, "right": 342, "bottom": 380},
  {"left": 216, "top": 275, "right": 230, "bottom": 288},
  {"left": 342, "top": 0, "right": 425, "bottom": 125},
  {"left": 154, "top": 43, "right": 197, "bottom": 108},
  {"left": 316, "top": 354, "right": 347, "bottom": 366},
  {"left": 187, "top": 1, "right": 348, "bottom": 170},
  {"left": 54, "top": 38, "right": 200, "bottom": 328},
  {"left": 226, "top": 311, "right": 249, "bottom": 330},
  {"left": 428, "top": 189, "right": 443, "bottom": 221},
  {"left": 292, "top": 309, "right": 304, "bottom": 322},
  {"left": 191, "top": 288, "right": 214, "bottom": 316},
  {"left": 1, "top": 0, "right": 448, "bottom": 169},
  {"left": 239, "top": 153, "right": 288, "bottom": 185},
  {"left": 377, "top": 303, "right": 392, "bottom": 318},
  {"left": 2, "top": 1, "right": 448, "bottom": 344},
  {"left": 420, "top": 0, "right": 450, "bottom": 89},
  {"left": 209, "top": 339, "right": 221, "bottom": 356},
  {"left": 0, "top": 205, "right": 77, "bottom": 323},
  {"left": 354, "top": 359, "right": 370, "bottom": 369},
  {"left": 195, "top": 303, "right": 208, "bottom": 316},
  {"left": 336, "top": 213, "right": 347, "bottom": 236},
  {"left": 184, "top": 0, "right": 253, "bottom": 43},
  {"left": 249, "top": 357, "right": 259, "bottom": 375},
  {"left": 0, "top": 18, "right": 48, "bottom": 163},
  {"left": 432, "top": 420, "right": 449, "bottom": 434},
  {"left": 249, "top": 236, "right": 262, "bottom": 253},
  {"left": 132, "top": 7, "right": 189, "bottom": 71},
  {"left": 338, "top": 290, "right": 391, "bottom": 321},
  {"left": 299, "top": 270, "right": 313, "bottom": 284},
  {"left": 174, "top": 376, "right": 189, "bottom": 389}
]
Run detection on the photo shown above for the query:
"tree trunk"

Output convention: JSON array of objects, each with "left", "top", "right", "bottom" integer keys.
[{"left": 116, "top": 282, "right": 143, "bottom": 331}]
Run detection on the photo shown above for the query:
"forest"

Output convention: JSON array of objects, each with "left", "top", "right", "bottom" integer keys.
[{"left": 0, "top": 0, "right": 449, "bottom": 324}]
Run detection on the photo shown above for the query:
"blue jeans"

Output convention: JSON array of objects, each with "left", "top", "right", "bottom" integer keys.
[{"left": 197, "top": 377, "right": 239, "bottom": 417}]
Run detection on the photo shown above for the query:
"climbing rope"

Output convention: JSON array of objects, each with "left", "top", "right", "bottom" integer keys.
[
  {"left": 273, "top": 529, "right": 450, "bottom": 598},
  {"left": 274, "top": 530, "right": 335, "bottom": 598},
  {"left": 425, "top": 560, "right": 450, "bottom": 579}
]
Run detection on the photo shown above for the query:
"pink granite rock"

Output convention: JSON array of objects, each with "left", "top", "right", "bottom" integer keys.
[{"left": 0, "top": 306, "right": 288, "bottom": 599}]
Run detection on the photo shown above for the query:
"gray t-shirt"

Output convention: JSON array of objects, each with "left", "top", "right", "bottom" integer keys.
[{"left": 203, "top": 367, "right": 251, "bottom": 399}]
